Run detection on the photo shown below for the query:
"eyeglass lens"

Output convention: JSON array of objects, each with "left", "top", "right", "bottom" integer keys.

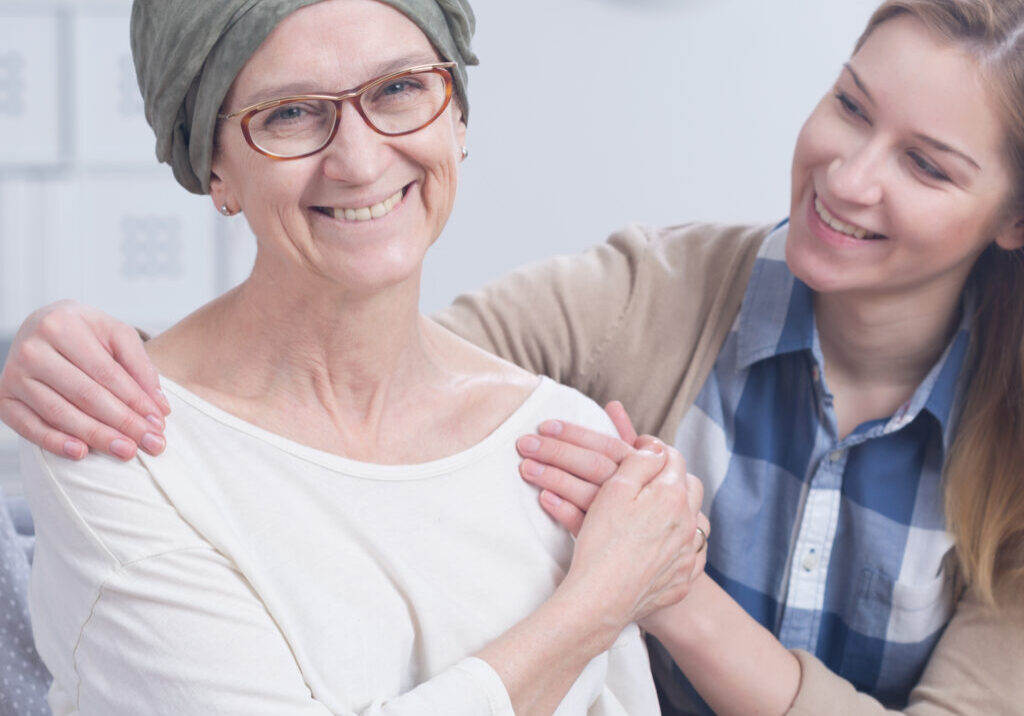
[{"left": 246, "top": 69, "right": 450, "bottom": 158}]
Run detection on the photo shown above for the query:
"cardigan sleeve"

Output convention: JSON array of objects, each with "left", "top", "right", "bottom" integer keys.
[
  {"left": 787, "top": 584, "right": 1024, "bottom": 716},
  {"left": 433, "top": 223, "right": 767, "bottom": 438}
]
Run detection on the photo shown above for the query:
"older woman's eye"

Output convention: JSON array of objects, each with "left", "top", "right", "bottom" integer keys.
[
  {"left": 372, "top": 79, "right": 426, "bottom": 104},
  {"left": 256, "top": 102, "right": 327, "bottom": 131},
  {"left": 908, "top": 150, "right": 951, "bottom": 182}
]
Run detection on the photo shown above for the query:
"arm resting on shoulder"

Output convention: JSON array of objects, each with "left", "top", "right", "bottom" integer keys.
[{"left": 434, "top": 223, "right": 768, "bottom": 438}]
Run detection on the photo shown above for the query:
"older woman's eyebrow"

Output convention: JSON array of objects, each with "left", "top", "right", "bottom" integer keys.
[{"left": 241, "top": 53, "right": 441, "bottom": 105}]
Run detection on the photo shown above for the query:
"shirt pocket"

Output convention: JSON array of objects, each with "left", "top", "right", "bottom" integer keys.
[{"left": 838, "top": 565, "right": 955, "bottom": 703}]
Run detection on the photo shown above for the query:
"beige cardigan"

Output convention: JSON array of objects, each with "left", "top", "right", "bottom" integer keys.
[{"left": 433, "top": 222, "right": 1024, "bottom": 715}]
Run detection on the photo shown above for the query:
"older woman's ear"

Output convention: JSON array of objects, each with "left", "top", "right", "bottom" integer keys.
[{"left": 208, "top": 170, "right": 239, "bottom": 217}]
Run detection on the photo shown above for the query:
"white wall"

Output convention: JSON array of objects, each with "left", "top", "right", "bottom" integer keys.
[
  {"left": 0, "top": 0, "right": 880, "bottom": 492},
  {"left": 425, "top": 0, "right": 880, "bottom": 311}
]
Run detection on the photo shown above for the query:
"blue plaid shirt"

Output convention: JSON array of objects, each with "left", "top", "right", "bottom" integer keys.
[{"left": 653, "top": 223, "right": 969, "bottom": 713}]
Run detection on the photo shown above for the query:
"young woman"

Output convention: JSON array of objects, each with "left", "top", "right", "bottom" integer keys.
[{"left": 2, "top": 0, "right": 1022, "bottom": 714}]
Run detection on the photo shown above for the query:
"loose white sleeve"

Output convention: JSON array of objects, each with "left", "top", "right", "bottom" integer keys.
[{"left": 23, "top": 445, "right": 514, "bottom": 716}]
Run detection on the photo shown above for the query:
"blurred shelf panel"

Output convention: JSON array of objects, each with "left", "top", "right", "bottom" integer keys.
[
  {"left": 0, "top": 7, "right": 66, "bottom": 168},
  {"left": 74, "top": 12, "right": 154, "bottom": 166}
]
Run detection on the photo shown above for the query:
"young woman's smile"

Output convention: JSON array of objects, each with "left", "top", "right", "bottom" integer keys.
[{"left": 786, "top": 14, "right": 1018, "bottom": 300}]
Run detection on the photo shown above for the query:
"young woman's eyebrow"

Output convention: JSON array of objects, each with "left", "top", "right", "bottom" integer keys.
[
  {"left": 914, "top": 133, "right": 982, "bottom": 171},
  {"left": 843, "top": 63, "right": 981, "bottom": 171},
  {"left": 842, "top": 63, "right": 874, "bottom": 104}
]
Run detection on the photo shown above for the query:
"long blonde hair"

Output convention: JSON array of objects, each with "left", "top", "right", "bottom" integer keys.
[{"left": 857, "top": 0, "right": 1024, "bottom": 605}]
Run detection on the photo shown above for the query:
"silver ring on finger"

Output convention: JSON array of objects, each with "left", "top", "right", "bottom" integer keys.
[{"left": 695, "top": 526, "right": 708, "bottom": 554}]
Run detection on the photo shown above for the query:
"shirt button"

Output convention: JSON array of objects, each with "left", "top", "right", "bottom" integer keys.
[
  {"left": 828, "top": 449, "right": 844, "bottom": 462},
  {"left": 801, "top": 551, "right": 820, "bottom": 571}
]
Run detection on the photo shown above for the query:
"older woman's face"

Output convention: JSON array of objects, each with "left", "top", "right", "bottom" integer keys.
[{"left": 210, "top": 0, "right": 466, "bottom": 295}]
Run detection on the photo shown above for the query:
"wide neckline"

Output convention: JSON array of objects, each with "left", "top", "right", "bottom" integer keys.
[{"left": 157, "top": 374, "right": 550, "bottom": 480}]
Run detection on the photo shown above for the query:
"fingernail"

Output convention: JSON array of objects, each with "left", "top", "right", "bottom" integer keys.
[
  {"left": 109, "top": 438, "right": 136, "bottom": 460},
  {"left": 540, "top": 490, "right": 563, "bottom": 507},
  {"left": 155, "top": 388, "right": 171, "bottom": 414},
  {"left": 63, "top": 441, "right": 85, "bottom": 460},
  {"left": 523, "top": 460, "right": 545, "bottom": 477},
  {"left": 518, "top": 436, "right": 541, "bottom": 453},
  {"left": 539, "top": 420, "right": 563, "bottom": 436},
  {"left": 146, "top": 414, "right": 165, "bottom": 430},
  {"left": 140, "top": 432, "right": 165, "bottom": 455}
]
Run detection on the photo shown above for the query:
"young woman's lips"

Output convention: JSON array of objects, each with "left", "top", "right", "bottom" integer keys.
[{"left": 808, "top": 193, "right": 886, "bottom": 244}]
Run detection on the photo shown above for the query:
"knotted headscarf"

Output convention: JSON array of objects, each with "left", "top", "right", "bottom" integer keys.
[{"left": 131, "top": 0, "right": 478, "bottom": 195}]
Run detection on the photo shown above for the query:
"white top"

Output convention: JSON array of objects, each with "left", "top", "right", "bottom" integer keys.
[{"left": 23, "top": 376, "right": 659, "bottom": 716}]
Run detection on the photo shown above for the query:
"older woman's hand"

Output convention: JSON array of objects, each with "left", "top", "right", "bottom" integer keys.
[
  {"left": 516, "top": 401, "right": 709, "bottom": 619},
  {"left": 0, "top": 300, "right": 168, "bottom": 460}
]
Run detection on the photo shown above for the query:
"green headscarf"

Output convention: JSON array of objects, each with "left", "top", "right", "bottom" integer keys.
[{"left": 131, "top": 0, "right": 478, "bottom": 195}]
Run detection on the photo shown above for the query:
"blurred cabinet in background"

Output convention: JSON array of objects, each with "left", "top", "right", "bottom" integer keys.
[{"left": 0, "top": 1, "right": 255, "bottom": 494}]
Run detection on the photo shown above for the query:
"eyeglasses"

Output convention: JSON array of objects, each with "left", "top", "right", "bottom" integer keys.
[{"left": 217, "top": 62, "right": 457, "bottom": 160}]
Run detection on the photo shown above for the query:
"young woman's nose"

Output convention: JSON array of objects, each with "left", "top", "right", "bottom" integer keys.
[
  {"left": 825, "top": 138, "right": 885, "bottom": 206},
  {"left": 319, "top": 103, "right": 389, "bottom": 184}
]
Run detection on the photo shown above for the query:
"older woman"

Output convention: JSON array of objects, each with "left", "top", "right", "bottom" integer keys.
[{"left": 15, "top": 1, "right": 707, "bottom": 714}]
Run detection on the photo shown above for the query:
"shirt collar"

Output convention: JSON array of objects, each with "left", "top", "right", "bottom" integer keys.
[
  {"left": 736, "top": 222, "right": 812, "bottom": 369},
  {"left": 734, "top": 220, "right": 973, "bottom": 448}
]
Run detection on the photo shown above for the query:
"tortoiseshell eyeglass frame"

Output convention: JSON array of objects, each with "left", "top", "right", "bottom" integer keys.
[{"left": 217, "top": 62, "right": 457, "bottom": 161}]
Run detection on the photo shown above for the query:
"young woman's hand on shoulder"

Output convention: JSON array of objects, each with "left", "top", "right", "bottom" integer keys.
[{"left": 0, "top": 300, "right": 168, "bottom": 460}]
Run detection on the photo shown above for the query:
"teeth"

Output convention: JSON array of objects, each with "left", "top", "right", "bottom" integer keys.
[
  {"left": 330, "top": 188, "right": 403, "bottom": 222},
  {"left": 814, "top": 197, "right": 873, "bottom": 239}
]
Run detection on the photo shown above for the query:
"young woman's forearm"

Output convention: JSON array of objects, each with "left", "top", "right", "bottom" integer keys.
[{"left": 644, "top": 573, "right": 801, "bottom": 716}]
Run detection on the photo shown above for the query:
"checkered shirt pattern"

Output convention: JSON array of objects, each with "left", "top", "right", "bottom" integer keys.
[{"left": 652, "top": 223, "right": 969, "bottom": 714}]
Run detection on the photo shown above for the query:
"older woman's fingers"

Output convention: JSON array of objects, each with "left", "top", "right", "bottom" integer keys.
[
  {"left": 16, "top": 378, "right": 148, "bottom": 461},
  {"left": 516, "top": 433, "right": 624, "bottom": 486},
  {"left": 0, "top": 397, "right": 88, "bottom": 460},
  {"left": 604, "top": 401, "right": 638, "bottom": 445},
  {"left": 603, "top": 446, "right": 672, "bottom": 496},
  {"left": 538, "top": 490, "right": 585, "bottom": 537},
  {"left": 520, "top": 458, "right": 600, "bottom": 513},
  {"left": 536, "top": 419, "right": 634, "bottom": 464}
]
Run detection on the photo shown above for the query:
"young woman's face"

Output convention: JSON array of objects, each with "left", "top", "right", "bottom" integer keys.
[
  {"left": 787, "top": 14, "right": 1021, "bottom": 302},
  {"left": 210, "top": 0, "right": 466, "bottom": 297}
]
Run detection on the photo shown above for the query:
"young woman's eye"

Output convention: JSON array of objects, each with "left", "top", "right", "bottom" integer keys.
[
  {"left": 834, "top": 91, "right": 869, "bottom": 122},
  {"left": 908, "top": 150, "right": 951, "bottom": 182}
]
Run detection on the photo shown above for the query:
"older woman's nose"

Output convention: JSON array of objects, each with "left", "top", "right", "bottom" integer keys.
[
  {"left": 319, "top": 104, "right": 390, "bottom": 184},
  {"left": 825, "top": 139, "right": 885, "bottom": 207}
]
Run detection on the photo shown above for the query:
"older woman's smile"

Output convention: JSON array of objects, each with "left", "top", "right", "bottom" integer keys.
[{"left": 312, "top": 185, "right": 409, "bottom": 222}]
